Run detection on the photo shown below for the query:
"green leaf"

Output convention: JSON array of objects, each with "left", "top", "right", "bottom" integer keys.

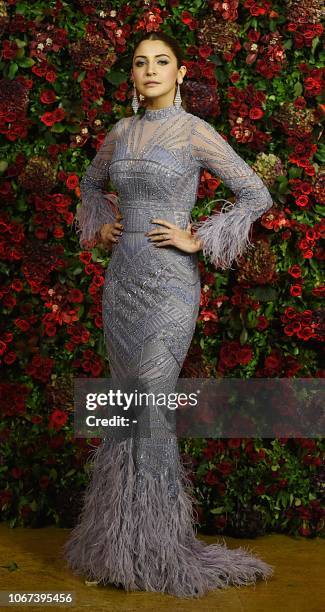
[
  {"left": 308, "top": 258, "right": 320, "bottom": 273},
  {"left": 311, "top": 37, "right": 320, "bottom": 55},
  {"left": 105, "top": 71, "right": 127, "bottom": 86},
  {"left": 77, "top": 71, "right": 86, "bottom": 83},
  {"left": 315, "top": 144, "right": 325, "bottom": 164},
  {"left": 288, "top": 167, "right": 302, "bottom": 179},
  {"left": 66, "top": 469, "right": 76, "bottom": 477},
  {"left": 17, "top": 57, "right": 35, "bottom": 68},
  {"left": 15, "top": 3, "right": 26, "bottom": 14},
  {"left": 50, "top": 123, "right": 65, "bottom": 133},
  {"left": 16, "top": 200, "right": 28, "bottom": 212},
  {"left": 8, "top": 62, "right": 18, "bottom": 79},
  {"left": 315, "top": 204, "right": 325, "bottom": 214},
  {"left": 14, "top": 39, "right": 27, "bottom": 49},
  {"left": 247, "top": 311, "right": 257, "bottom": 328},
  {"left": 278, "top": 177, "right": 289, "bottom": 194},
  {"left": 49, "top": 468, "right": 57, "bottom": 480},
  {"left": 293, "top": 81, "right": 303, "bottom": 97},
  {"left": 240, "top": 327, "right": 248, "bottom": 344},
  {"left": 284, "top": 40, "right": 293, "bottom": 50},
  {"left": 248, "top": 286, "right": 278, "bottom": 302},
  {"left": 264, "top": 303, "right": 274, "bottom": 319},
  {"left": 66, "top": 125, "right": 81, "bottom": 134},
  {"left": 210, "top": 506, "right": 225, "bottom": 515}
]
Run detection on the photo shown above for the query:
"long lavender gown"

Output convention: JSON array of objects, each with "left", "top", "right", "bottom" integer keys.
[{"left": 63, "top": 103, "right": 274, "bottom": 598}]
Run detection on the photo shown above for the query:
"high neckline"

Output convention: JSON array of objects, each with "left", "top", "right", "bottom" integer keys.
[{"left": 143, "top": 104, "right": 183, "bottom": 121}]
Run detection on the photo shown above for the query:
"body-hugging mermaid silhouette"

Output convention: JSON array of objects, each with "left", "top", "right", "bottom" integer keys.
[{"left": 63, "top": 103, "right": 274, "bottom": 598}]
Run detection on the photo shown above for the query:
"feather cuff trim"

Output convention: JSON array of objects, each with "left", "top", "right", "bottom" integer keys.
[
  {"left": 73, "top": 191, "right": 120, "bottom": 249},
  {"left": 191, "top": 198, "right": 257, "bottom": 270}
]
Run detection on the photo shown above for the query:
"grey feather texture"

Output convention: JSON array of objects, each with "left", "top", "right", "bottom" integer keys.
[
  {"left": 73, "top": 185, "right": 119, "bottom": 249},
  {"left": 191, "top": 198, "right": 257, "bottom": 271},
  {"left": 62, "top": 438, "right": 274, "bottom": 598}
]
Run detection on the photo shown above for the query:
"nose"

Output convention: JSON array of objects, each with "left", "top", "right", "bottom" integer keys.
[{"left": 146, "top": 63, "right": 157, "bottom": 75}]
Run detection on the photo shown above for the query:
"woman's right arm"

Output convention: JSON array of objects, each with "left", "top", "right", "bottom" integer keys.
[{"left": 73, "top": 120, "right": 124, "bottom": 249}]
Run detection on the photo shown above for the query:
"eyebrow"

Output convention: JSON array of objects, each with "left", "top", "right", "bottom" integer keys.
[{"left": 134, "top": 54, "right": 171, "bottom": 59}]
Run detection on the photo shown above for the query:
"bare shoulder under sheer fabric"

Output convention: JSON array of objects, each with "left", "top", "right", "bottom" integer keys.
[{"left": 63, "top": 104, "right": 274, "bottom": 598}]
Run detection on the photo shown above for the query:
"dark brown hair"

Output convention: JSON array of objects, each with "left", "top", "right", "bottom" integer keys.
[{"left": 132, "top": 31, "right": 188, "bottom": 111}]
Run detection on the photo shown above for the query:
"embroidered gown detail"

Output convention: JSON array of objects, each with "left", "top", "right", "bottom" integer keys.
[{"left": 63, "top": 104, "right": 274, "bottom": 598}]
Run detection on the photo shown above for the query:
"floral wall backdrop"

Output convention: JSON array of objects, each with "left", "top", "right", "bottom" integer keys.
[{"left": 0, "top": 1, "right": 324, "bottom": 536}]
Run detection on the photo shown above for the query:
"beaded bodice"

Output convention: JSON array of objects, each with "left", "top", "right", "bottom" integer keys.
[
  {"left": 108, "top": 105, "right": 197, "bottom": 219},
  {"left": 75, "top": 103, "right": 273, "bottom": 269}
]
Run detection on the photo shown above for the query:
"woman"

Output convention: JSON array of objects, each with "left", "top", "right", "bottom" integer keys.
[{"left": 63, "top": 31, "right": 274, "bottom": 598}]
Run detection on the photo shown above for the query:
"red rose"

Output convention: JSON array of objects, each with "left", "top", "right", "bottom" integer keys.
[
  {"left": 68, "top": 288, "right": 84, "bottom": 303},
  {"left": 284, "top": 306, "right": 297, "bottom": 319},
  {"left": 49, "top": 409, "right": 68, "bottom": 430},
  {"left": 227, "top": 438, "right": 241, "bottom": 449},
  {"left": 217, "top": 461, "right": 233, "bottom": 476},
  {"left": 238, "top": 346, "right": 253, "bottom": 365},
  {"left": 46, "top": 70, "right": 57, "bottom": 83},
  {"left": 297, "top": 326, "right": 313, "bottom": 340},
  {"left": 204, "top": 470, "right": 219, "bottom": 485},
  {"left": 296, "top": 195, "right": 309, "bottom": 208},
  {"left": 288, "top": 265, "right": 302, "bottom": 278},
  {"left": 219, "top": 341, "right": 239, "bottom": 368},
  {"left": 290, "top": 285, "right": 302, "bottom": 297},
  {"left": 40, "top": 112, "right": 55, "bottom": 126},
  {"left": 11, "top": 467, "right": 23, "bottom": 479},
  {"left": 249, "top": 107, "right": 264, "bottom": 120},
  {"left": 40, "top": 89, "right": 56, "bottom": 104},
  {"left": 66, "top": 174, "right": 79, "bottom": 190},
  {"left": 284, "top": 323, "right": 296, "bottom": 336},
  {"left": 265, "top": 353, "right": 281, "bottom": 369},
  {"left": 256, "top": 315, "right": 269, "bottom": 331}
]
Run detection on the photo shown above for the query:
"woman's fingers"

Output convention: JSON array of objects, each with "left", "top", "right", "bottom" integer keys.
[{"left": 100, "top": 222, "right": 124, "bottom": 243}]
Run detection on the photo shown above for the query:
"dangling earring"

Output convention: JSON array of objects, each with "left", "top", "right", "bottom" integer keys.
[
  {"left": 174, "top": 82, "right": 182, "bottom": 109},
  {"left": 132, "top": 85, "right": 145, "bottom": 114},
  {"left": 132, "top": 86, "right": 139, "bottom": 114}
]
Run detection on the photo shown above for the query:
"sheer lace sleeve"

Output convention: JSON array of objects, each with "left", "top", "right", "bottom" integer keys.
[
  {"left": 190, "top": 116, "right": 273, "bottom": 270},
  {"left": 73, "top": 120, "right": 124, "bottom": 249}
]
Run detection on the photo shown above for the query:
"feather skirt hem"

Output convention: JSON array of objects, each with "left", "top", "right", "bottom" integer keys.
[{"left": 61, "top": 438, "right": 274, "bottom": 599}]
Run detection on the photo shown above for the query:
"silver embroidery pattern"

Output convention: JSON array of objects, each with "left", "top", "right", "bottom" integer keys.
[{"left": 64, "top": 104, "right": 275, "bottom": 597}]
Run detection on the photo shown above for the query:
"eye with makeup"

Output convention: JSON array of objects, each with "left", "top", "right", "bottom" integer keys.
[{"left": 135, "top": 60, "right": 169, "bottom": 66}]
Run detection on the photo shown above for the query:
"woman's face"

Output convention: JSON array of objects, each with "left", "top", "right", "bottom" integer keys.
[{"left": 131, "top": 40, "right": 186, "bottom": 108}]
